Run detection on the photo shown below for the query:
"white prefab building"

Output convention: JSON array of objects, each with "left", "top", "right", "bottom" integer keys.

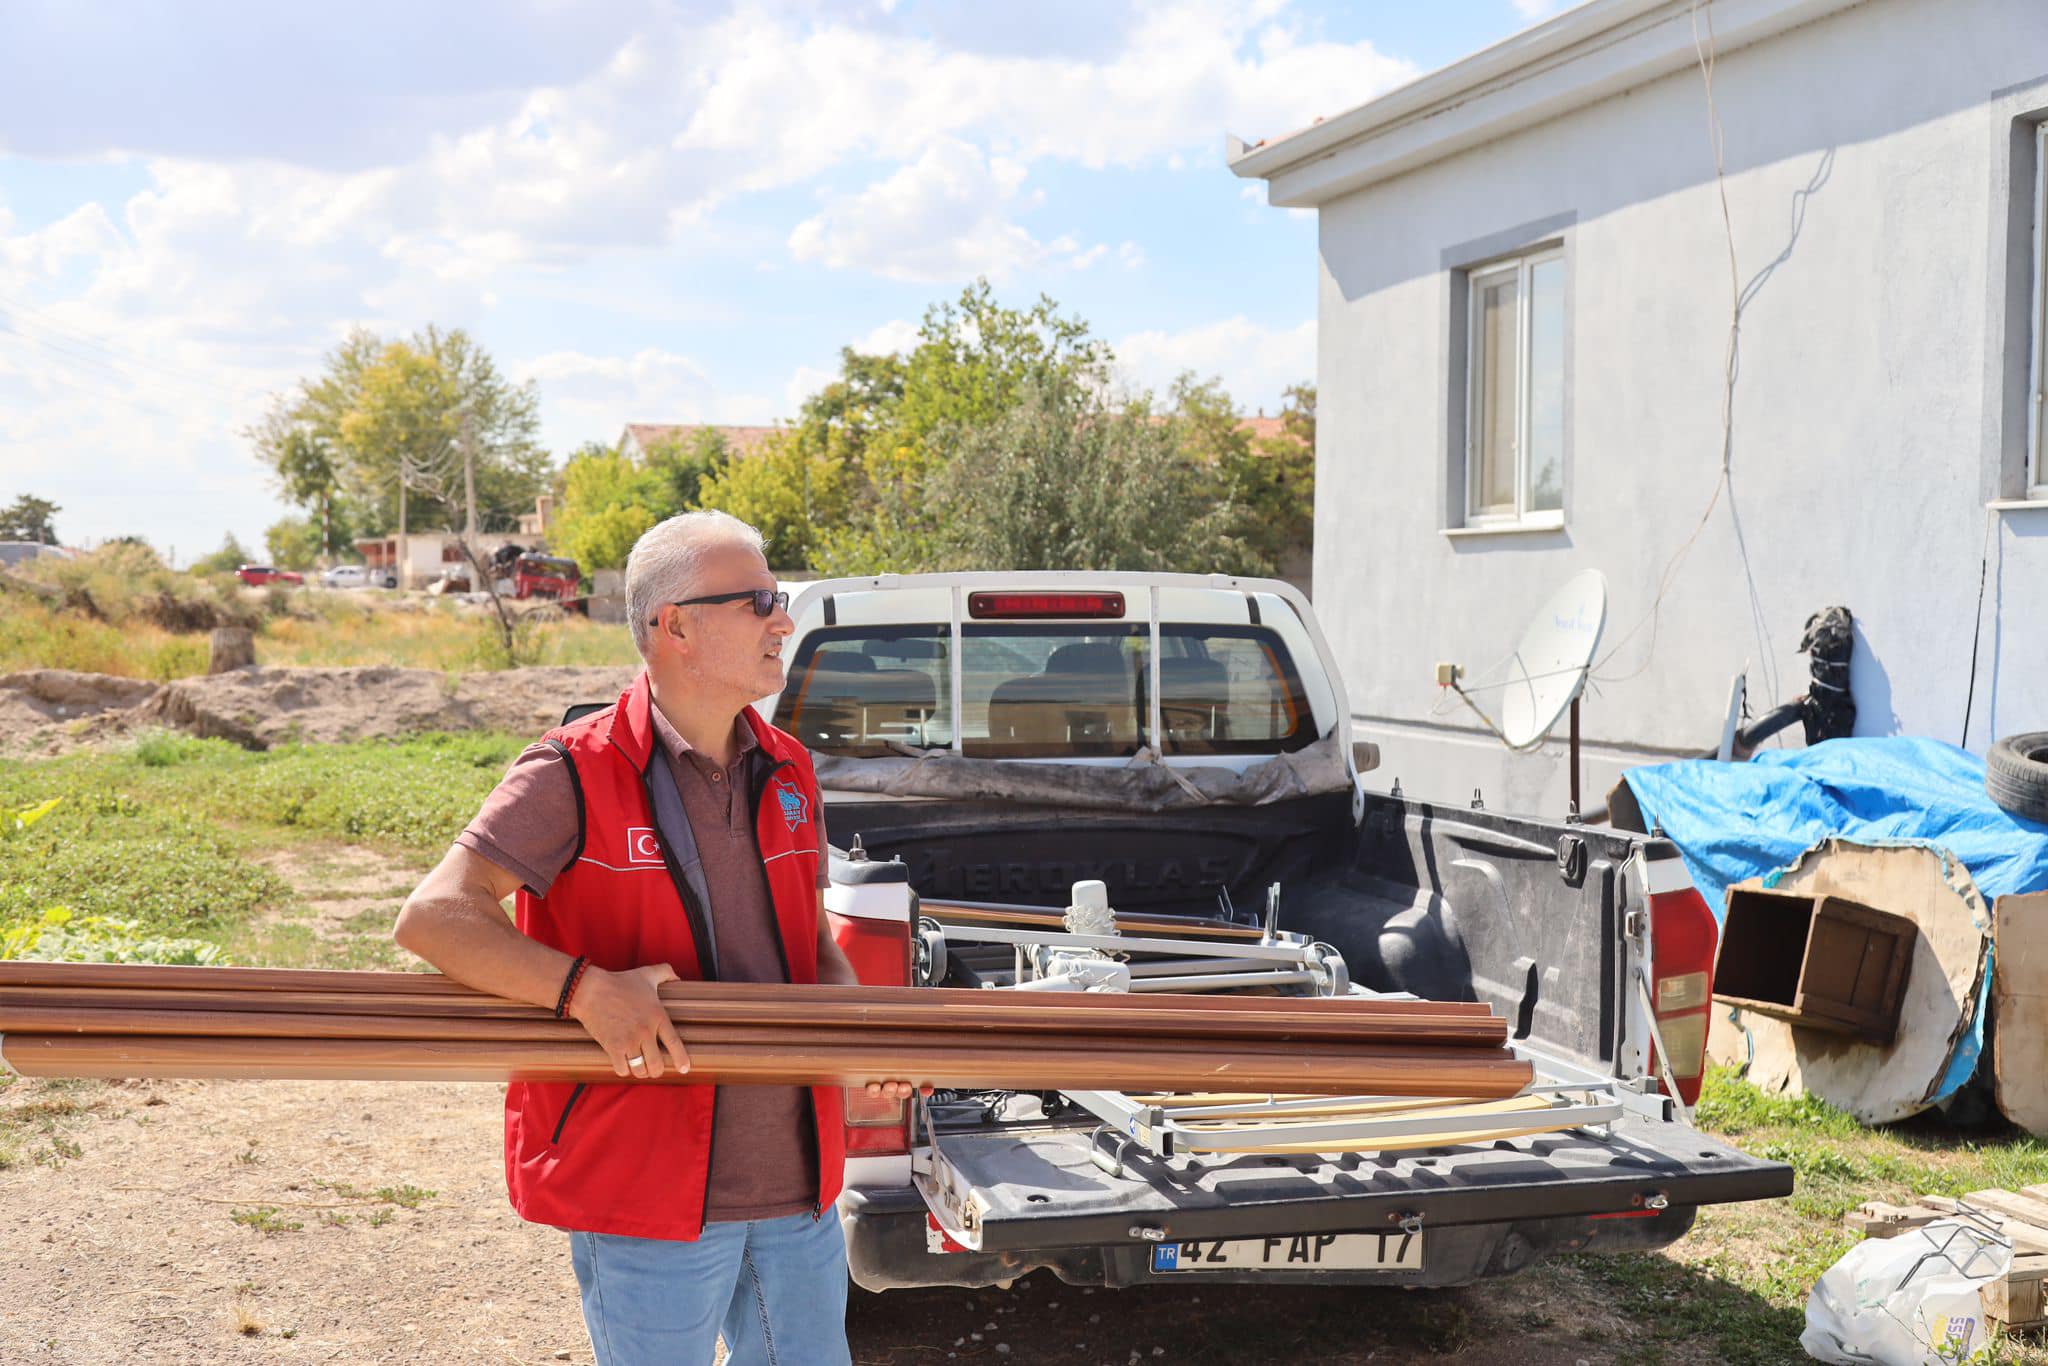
[{"left": 1232, "top": 0, "right": 2048, "bottom": 819}]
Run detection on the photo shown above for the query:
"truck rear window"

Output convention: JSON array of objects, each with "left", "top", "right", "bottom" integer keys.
[
  {"left": 774, "top": 627, "right": 952, "bottom": 757},
  {"left": 775, "top": 623, "right": 1314, "bottom": 758}
]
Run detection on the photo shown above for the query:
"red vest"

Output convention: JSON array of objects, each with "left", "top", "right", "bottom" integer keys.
[{"left": 503, "top": 671, "right": 843, "bottom": 1241}]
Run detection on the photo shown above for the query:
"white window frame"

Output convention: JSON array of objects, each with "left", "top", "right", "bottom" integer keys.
[
  {"left": 1462, "top": 246, "right": 1566, "bottom": 530},
  {"left": 2029, "top": 122, "right": 2048, "bottom": 499}
]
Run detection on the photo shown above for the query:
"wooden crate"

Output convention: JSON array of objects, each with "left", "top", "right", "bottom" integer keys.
[
  {"left": 1844, "top": 1186, "right": 2048, "bottom": 1330},
  {"left": 1716, "top": 888, "right": 1916, "bottom": 1044}
]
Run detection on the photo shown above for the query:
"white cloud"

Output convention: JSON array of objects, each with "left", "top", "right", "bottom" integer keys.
[
  {"left": 0, "top": 1, "right": 1412, "bottom": 551},
  {"left": 682, "top": 1, "right": 1417, "bottom": 185},
  {"left": 851, "top": 319, "right": 922, "bottom": 355},
  {"left": 1512, "top": 0, "right": 1574, "bottom": 20},
  {"left": 3, "top": 3, "right": 1414, "bottom": 314},
  {"left": 789, "top": 138, "right": 1096, "bottom": 283},
  {"left": 1115, "top": 315, "right": 1315, "bottom": 413},
  {"left": 516, "top": 348, "right": 779, "bottom": 454}
]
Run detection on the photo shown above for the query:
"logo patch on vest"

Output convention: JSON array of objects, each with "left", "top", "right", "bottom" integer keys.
[
  {"left": 774, "top": 780, "right": 810, "bottom": 832},
  {"left": 624, "top": 827, "right": 664, "bottom": 866}
]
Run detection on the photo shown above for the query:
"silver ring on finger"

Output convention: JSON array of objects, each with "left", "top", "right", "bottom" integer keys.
[{"left": 627, "top": 1054, "right": 647, "bottom": 1071}]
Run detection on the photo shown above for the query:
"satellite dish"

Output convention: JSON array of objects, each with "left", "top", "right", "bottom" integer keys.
[{"left": 1499, "top": 570, "right": 1607, "bottom": 751}]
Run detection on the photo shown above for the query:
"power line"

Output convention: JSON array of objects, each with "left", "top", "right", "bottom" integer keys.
[
  {"left": 0, "top": 291, "right": 271, "bottom": 404},
  {"left": 1591, "top": 0, "right": 1778, "bottom": 704},
  {"left": 0, "top": 327, "right": 238, "bottom": 429}
]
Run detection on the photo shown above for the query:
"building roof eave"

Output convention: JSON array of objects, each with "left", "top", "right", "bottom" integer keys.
[{"left": 1227, "top": 0, "right": 1866, "bottom": 208}]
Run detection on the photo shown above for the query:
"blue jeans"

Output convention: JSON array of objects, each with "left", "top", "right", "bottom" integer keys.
[{"left": 569, "top": 1213, "right": 852, "bottom": 1366}]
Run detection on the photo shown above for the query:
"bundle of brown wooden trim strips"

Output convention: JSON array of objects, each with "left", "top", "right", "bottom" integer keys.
[{"left": 0, "top": 963, "right": 1531, "bottom": 1098}]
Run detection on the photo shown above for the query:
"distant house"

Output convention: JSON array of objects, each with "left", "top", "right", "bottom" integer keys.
[
  {"left": 1231, "top": 0, "right": 2048, "bottom": 816},
  {"left": 355, "top": 494, "right": 558, "bottom": 588},
  {"left": 618, "top": 424, "right": 781, "bottom": 462},
  {"left": 354, "top": 531, "right": 523, "bottom": 589}
]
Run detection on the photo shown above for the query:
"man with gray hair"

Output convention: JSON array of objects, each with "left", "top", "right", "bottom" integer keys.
[{"left": 397, "top": 510, "right": 914, "bottom": 1365}]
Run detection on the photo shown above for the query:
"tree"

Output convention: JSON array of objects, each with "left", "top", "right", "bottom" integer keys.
[
  {"left": 1243, "top": 382, "right": 1315, "bottom": 575},
  {"left": 552, "top": 444, "right": 673, "bottom": 571},
  {"left": 697, "top": 431, "right": 850, "bottom": 570},
  {"left": 248, "top": 407, "right": 353, "bottom": 561},
  {"left": 925, "top": 373, "right": 1247, "bottom": 574},
  {"left": 1164, "top": 375, "right": 1315, "bottom": 578},
  {"left": 264, "top": 517, "right": 322, "bottom": 570},
  {"left": 807, "top": 282, "right": 1114, "bottom": 575},
  {"left": 0, "top": 494, "right": 60, "bottom": 544},
  {"left": 189, "top": 533, "right": 254, "bottom": 576},
  {"left": 644, "top": 428, "right": 735, "bottom": 511},
  {"left": 254, "top": 326, "right": 550, "bottom": 537}
]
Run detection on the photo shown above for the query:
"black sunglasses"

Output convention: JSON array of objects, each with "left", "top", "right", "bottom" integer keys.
[{"left": 657, "top": 588, "right": 790, "bottom": 622}]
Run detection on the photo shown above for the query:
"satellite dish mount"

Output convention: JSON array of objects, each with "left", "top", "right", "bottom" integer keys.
[{"left": 1448, "top": 570, "right": 1608, "bottom": 815}]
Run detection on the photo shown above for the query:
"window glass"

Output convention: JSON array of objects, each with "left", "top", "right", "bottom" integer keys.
[
  {"left": 1158, "top": 627, "right": 1314, "bottom": 755},
  {"left": 1473, "top": 271, "right": 1519, "bottom": 516},
  {"left": 961, "top": 625, "right": 1147, "bottom": 757},
  {"left": 1527, "top": 257, "right": 1566, "bottom": 512},
  {"left": 778, "top": 620, "right": 1316, "bottom": 758},
  {"left": 774, "top": 627, "right": 952, "bottom": 755}
]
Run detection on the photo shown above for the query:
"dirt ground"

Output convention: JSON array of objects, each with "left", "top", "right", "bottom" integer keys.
[
  {"left": 0, "top": 1072, "right": 1719, "bottom": 1365},
  {"left": 0, "top": 670, "right": 1750, "bottom": 1363},
  {"left": 0, "top": 666, "right": 636, "bottom": 757}
]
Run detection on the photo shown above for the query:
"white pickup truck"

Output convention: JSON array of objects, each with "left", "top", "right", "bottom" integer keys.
[{"left": 744, "top": 571, "right": 1788, "bottom": 1291}]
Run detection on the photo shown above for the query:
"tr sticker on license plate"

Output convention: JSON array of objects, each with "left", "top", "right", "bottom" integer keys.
[{"left": 1151, "top": 1231, "right": 1423, "bottom": 1273}]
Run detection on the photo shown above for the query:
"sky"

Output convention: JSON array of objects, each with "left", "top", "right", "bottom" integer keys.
[{"left": 0, "top": 0, "right": 1573, "bottom": 559}]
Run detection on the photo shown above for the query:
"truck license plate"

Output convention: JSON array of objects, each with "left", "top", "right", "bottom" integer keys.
[{"left": 1151, "top": 1231, "right": 1422, "bottom": 1273}]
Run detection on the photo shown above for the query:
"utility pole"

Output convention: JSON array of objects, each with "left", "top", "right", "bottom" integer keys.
[
  {"left": 396, "top": 473, "right": 408, "bottom": 590},
  {"left": 460, "top": 406, "right": 478, "bottom": 546}
]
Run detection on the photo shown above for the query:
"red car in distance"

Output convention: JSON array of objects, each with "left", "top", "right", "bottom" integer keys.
[{"left": 236, "top": 564, "right": 304, "bottom": 586}]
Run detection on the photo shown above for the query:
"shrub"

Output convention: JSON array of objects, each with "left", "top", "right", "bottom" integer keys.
[{"left": 0, "top": 906, "right": 227, "bottom": 965}]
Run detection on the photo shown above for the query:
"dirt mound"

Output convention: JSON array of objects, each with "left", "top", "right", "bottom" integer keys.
[
  {"left": 0, "top": 670, "right": 164, "bottom": 755},
  {"left": 0, "top": 665, "right": 639, "bottom": 755}
]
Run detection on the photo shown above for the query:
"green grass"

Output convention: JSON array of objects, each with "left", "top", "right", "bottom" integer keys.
[
  {"left": 0, "top": 731, "right": 515, "bottom": 983},
  {"left": 0, "top": 1079, "right": 106, "bottom": 1172},
  {"left": 230, "top": 1207, "right": 303, "bottom": 1235},
  {"left": 1594, "top": 1068, "right": 2048, "bottom": 1363},
  {"left": 0, "top": 734, "right": 525, "bottom": 923},
  {"left": 1, "top": 547, "right": 637, "bottom": 679}
]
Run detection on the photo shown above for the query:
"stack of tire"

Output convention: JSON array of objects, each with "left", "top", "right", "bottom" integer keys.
[{"left": 1989, "top": 732, "right": 2048, "bottom": 826}]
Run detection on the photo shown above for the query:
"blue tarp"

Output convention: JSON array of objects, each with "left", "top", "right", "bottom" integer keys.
[{"left": 1622, "top": 737, "right": 2048, "bottom": 1105}]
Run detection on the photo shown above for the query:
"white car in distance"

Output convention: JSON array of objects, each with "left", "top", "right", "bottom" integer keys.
[{"left": 321, "top": 565, "right": 397, "bottom": 590}]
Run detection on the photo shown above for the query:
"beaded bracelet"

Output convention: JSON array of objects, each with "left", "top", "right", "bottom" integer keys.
[{"left": 555, "top": 955, "right": 590, "bottom": 1019}]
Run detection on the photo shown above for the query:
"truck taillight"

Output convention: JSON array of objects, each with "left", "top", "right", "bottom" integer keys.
[
  {"left": 967, "top": 590, "right": 1125, "bottom": 619},
  {"left": 829, "top": 897, "right": 914, "bottom": 1157},
  {"left": 843, "top": 1088, "right": 909, "bottom": 1156},
  {"left": 829, "top": 907, "right": 911, "bottom": 990},
  {"left": 1647, "top": 881, "right": 1718, "bottom": 1106}
]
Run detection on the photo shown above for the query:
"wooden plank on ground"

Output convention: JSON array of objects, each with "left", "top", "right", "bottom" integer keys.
[
  {"left": 1846, "top": 1190, "right": 2048, "bottom": 1330},
  {"left": 1845, "top": 1201, "right": 1942, "bottom": 1238},
  {"left": 1961, "top": 1190, "right": 2048, "bottom": 1253},
  {"left": 1986, "top": 1252, "right": 2048, "bottom": 1331}
]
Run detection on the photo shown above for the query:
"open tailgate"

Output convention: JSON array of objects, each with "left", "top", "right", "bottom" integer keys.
[{"left": 914, "top": 1107, "right": 1792, "bottom": 1254}]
